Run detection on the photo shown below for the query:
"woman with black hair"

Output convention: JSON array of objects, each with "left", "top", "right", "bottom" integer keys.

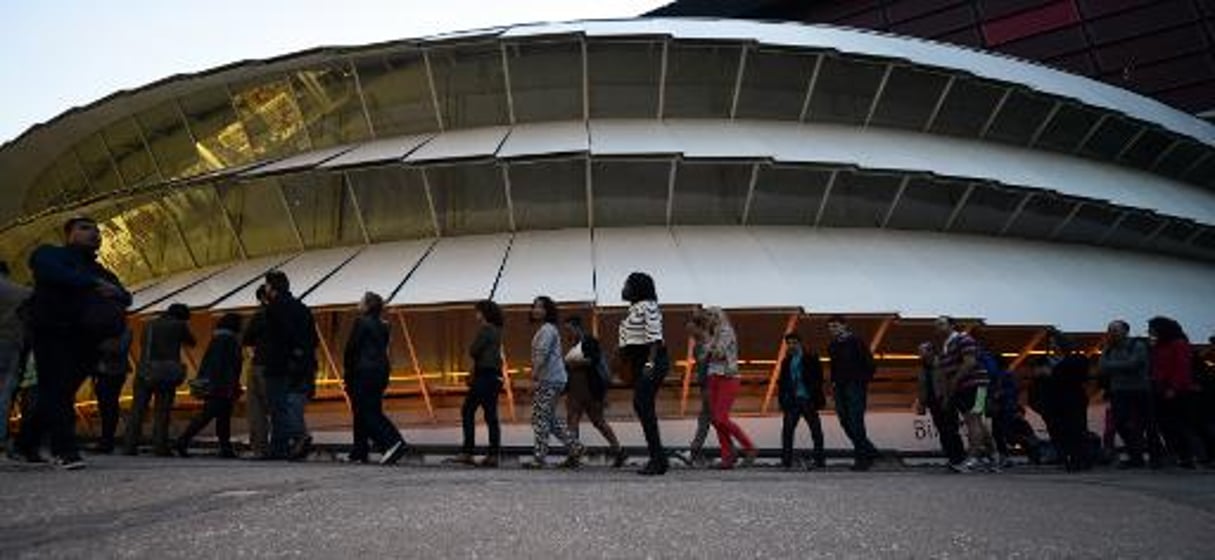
[
  {"left": 1148, "top": 316, "right": 1203, "bottom": 468},
  {"left": 526, "top": 296, "right": 584, "bottom": 468},
  {"left": 619, "top": 272, "right": 670, "bottom": 475},
  {"left": 342, "top": 292, "right": 408, "bottom": 466},
  {"left": 175, "top": 313, "right": 243, "bottom": 458},
  {"left": 453, "top": 299, "right": 505, "bottom": 467},
  {"left": 562, "top": 315, "right": 627, "bottom": 468}
]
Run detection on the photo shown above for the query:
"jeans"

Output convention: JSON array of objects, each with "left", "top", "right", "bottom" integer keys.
[
  {"left": 0, "top": 340, "right": 22, "bottom": 445},
  {"left": 346, "top": 376, "right": 403, "bottom": 459},
  {"left": 177, "top": 398, "right": 235, "bottom": 451},
  {"left": 531, "top": 382, "right": 582, "bottom": 461},
  {"left": 629, "top": 345, "right": 670, "bottom": 467},
  {"left": 19, "top": 329, "right": 92, "bottom": 459},
  {"left": 92, "top": 373, "right": 127, "bottom": 448},
  {"left": 781, "top": 399, "right": 824, "bottom": 466},
  {"left": 245, "top": 365, "right": 271, "bottom": 457},
  {"left": 125, "top": 375, "right": 177, "bottom": 454},
  {"left": 833, "top": 380, "right": 878, "bottom": 460},
  {"left": 461, "top": 369, "right": 502, "bottom": 456},
  {"left": 708, "top": 375, "right": 754, "bottom": 465},
  {"left": 266, "top": 375, "right": 308, "bottom": 458}
]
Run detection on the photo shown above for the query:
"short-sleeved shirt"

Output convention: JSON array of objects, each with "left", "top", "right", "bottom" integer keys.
[
  {"left": 619, "top": 300, "right": 662, "bottom": 348},
  {"left": 939, "top": 331, "right": 985, "bottom": 389}
]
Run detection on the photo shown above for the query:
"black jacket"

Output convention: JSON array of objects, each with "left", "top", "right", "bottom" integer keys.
[
  {"left": 140, "top": 316, "right": 196, "bottom": 363},
  {"left": 344, "top": 315, "right": 390, "bottom": 386},
  {"left": 196, "top": 330, "right": 243, "bottom": 399},
  {"left": 241, "top": 309, "right": 270, "bottom": 366},
  {"left": 27, "top": 244, "right": 130, "bottom": 332},
  {"left": 263, "top": 292, "right": 318, "bottom": 390},
  {"left": 778, "top": 350, "right": 826, "bottom": 411},
  {"left": 827, "top": 333, "right": 876, "bottom": 384}
]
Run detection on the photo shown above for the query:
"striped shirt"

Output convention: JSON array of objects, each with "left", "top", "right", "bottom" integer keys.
[
  {"left": 939, "top": 331, "right": 985, "bottom": 388},
  {"left": 619, "top": 300, "right": 663, "bottom": 348}
]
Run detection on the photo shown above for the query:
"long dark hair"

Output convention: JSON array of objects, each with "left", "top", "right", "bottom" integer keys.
[
  {"left": 362, "top": 291, "right": 385, "bottom": 317},
  {"left": 622, "top": 272, "right": 657, "bottom": 304},
  {"left": 533, "top": 296, "right": 559, "bottom": 324},
  {"left": 475, "top": 299, "right": 504, "bottom": 328},
  {"left": 1148, "top": 316, "right": 1188, "bottom": 344}
]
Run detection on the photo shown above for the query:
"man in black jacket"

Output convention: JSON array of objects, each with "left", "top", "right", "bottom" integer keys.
[
  {"left": 18, "top": 217, "right": 131, "bottom": 470},
  {"left": 778, "top": 332, "right": 826, "bottom": 469},
  {"left": 262, "top": 271, "right": 318, "bottom": 460},
  {"left": 826, "top": 315, "right": 880, "bottom": 471}
]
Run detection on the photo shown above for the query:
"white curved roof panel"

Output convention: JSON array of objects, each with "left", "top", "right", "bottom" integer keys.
[
  {"left": 497, "top": 121, "right": 588, "bottom": 159},
  {"left": 493, "top": 229, "right": 595, "bottom": 306},
  {"left": 593, "top": 227, "right": 701, "bottom": 306},
  {"left": 304, "top": 239, "right": 435, "bottom": 308},
  {"left": 147, "top": 253, "right": 298, "bottom": 312},
  {"left": 320, "top": 133, "right": 435, "bottom": 169},
  {"left": 211, "top": 246, "right": 362, "bottom": 311},
  {"left": 390, "top": 233, "right": 512, "bottom": 306},
  {"left": 406, "top": 127, "right": 511, "bottom": 163}
]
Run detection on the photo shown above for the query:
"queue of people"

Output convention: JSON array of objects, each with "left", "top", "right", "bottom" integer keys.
[{"left": 2, "top": 215, "right": 1214, "bottom": 476}]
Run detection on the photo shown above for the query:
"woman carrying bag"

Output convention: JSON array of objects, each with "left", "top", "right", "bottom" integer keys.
[{"left": 175, "top": 313, "right": 244, "bottom": 458}]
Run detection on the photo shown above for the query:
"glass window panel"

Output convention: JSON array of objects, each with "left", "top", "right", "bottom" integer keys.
[
  {"left": 735, "top": 49, "right": 817, "bottom": 121},
  {"left": 160, "top": 187, "right": 241, "bottom": 266},
  {"left": 951, "top": 184, "right": 1023, "bottom": 235},
  {"left": 74, "top": 133, "right": 123, "bottom": 194},
  {"left": 670, "top": 161, "right": 751, "bottom": 225},
  {"left": 1054, "top": 203, "right": 1120, "bottom": 244},
  {"left": 886, "top": 177, "right": 970, "bottom": 231},
  {"left": 25, "top": 157, "right": 81, "bottom": 213},
  {"left": 96, "top": 202, "right": 154, "bottom": 284},
  {"left": 986, "top": 90, "right": 1055, "bottom": 146},
  {"left": 105, "top": 199, "right": 195, "bottom": 277},
  {"left": 354, "top": 49, "right": 436, "bottom": 137},
  {"left": 819, "top": 171, "right": 904, "bottom": 228},
  {"left": 748, "top": 165, "right": 833, "bottom": 225},
  {"left": 928, "top": 77, "right": 1005, "bottom": 138},
  {"left": 425, "top": 162, "right": 509, "bottom": 235},
  {"left": 664, "top": 42, "right": 741, "bottom": 119},
  {"left": 138, "top": 102, "right": 202, "bottom": 180},
  {"left": 1035, "top": 104, "right": 1101, "bottom": 153},
  {"left": 280, "top": 173, "right": 363, "bottom": 249},
  {"left": 591, "top": 159, "right": 670, "bottom": 226},
  {"left": 1079, "top": 117, "right": 1138, "bottom": 160},
  {"left": 347, "top": 166, "right": 434, "bottom": 242},
  {"left": 428, "top": 42, "right": 509, "bottom": 129},
  {"left": 1120, "top": 129, "right": 1173, "bottom": 169},
  {"left": 806, "top": 56, "right": 887, "bottom": 125},
  {"left": 1005, "top": 193, "right": 1073, "bottom": 240},
  {"left": 505, "top": 40, "right": 583, "bottom": 123},
  {"left": 103, "top": 118, "right": 159, "bottom": 187},
  {"left": 232, "top": 77, "right": 311, "bottom": 158},
  {"left": 289, "top": 62, "right": 371, "bottom": 149},
  {"left": 1105, "top": 211, "right": 1163, "bottom": 249},
  {"left": 587, "top": 40, "right": 662, "bottom": 118},
  {"left": 180, "top": 87, "right": 255, "bottom": 170},
  {"left": 507, "top": 158, "right": 587, "bottom": 230},
  {"left": 869, "top": 66, "right": 950, "bottom": 131},
  {"left": 1155, "top": 142, "right": 1205, "bottom": 180},
  {"left": 216, "top": 178, "right": 299, "bottom": 256}
]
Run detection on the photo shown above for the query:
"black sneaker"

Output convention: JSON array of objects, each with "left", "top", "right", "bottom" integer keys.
[
  {"left": 380, "top": 441, "right": 407, "bottom": 466},
  {"left": 54, "top": 456, "right": 87, "bottom": 471},
  {"left": 611, "top": 449, "right": 628, "bottom": 469}
]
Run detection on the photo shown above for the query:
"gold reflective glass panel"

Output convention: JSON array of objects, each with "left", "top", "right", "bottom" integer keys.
[
  {"left": 74, "top": 133, "right": 123, "bottom": 195},
  {"left": 354, "top": 49, "right": 436, "bottom": 137},
  {"left": 232, "top": 78, "right": 312, "bottom": 158},
  {"left": 289, "top": 62, "right": 371, "bottom": 148},
  {"left": 138, "top": 101, "right": 203, "bottom": 180},
  {"left": 279, "top": 173, "right": 363, "bottom": 248},
  {"left": 428, "top": 42, "right": 510, "bottom": 129},
  {"left": 215, "top": 178, "right": 300, "bottom": 256},
  {"left": 160, "top": 186, "right": 241, "bottom": 266},
  {"left": 103, "top": 118, "right": 160, "bottom": 187},
  {"left": 180, "top": 87, "right": 254, "bottom": 171}
]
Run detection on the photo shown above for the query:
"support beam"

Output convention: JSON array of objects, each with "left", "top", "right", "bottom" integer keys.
[
  {"left": 1115, "top": 127, "right": 1148, "bottom": 162},
  {"left": 422, "top": 49, "right": 444, "bottom": 131},
  {"left": 943, "top": 183, "right": 976, "bottom": 232},
  {"left": 1027, "top": 101, "right": 1062, "bottom": 147},
  {"left": 343, "top": 171, "right": 372, "bottom": 244},
  {"left": 922, "top": 75, "right": 954, "bottom": 132},
  {"left": 97, "top": 129, "right": 129, "bottom": 191},
  {"left": 1139, "top": 218, "right": 1171, "bottom": 248},
  {"left": 211, "top": 184, "right": 249, "bottom": 259},
  {"left": 1184, "top": 225, "right": 1205, "bottom": 246},
  {"left": 132, "top": 113, "right": 166, "bottom": 182},
  {"left": 665, "top": 158, "right": 678, "bottom": 227},
  {"left": 656, "top": 40, "right": 669, "bottom": 119},
  {"left": 1181, "top": 151, "right": 1212, "bottom": 180},
  {"left": 348, "top": 57, "right": 377, "bottom": 139},
  {"left": 499, "top": 347, "right": 518, "bottom": 422},
  {"left": 1048, "top": 201, "right": 1084, "bottom": 240},
  {"left": 679, "top": 336, "right": 696, "bottom": 416},
  {"left": 395, "top": 311, "right": 435, "bottom": 421},
  {"left": 1149, "top": 138, "right": 1181, "bottom": 171},
  {"left": 728, "top": 45, "right": 749, "bottom": 120},
  {"left": 501, "top": 164, "right": 516, "bottom": 232},
  {"left": 499, "top": 43, "right": 517, "bottom": 125},
  {"left": 316, "top": 318, "right": 354, "bottom": 415},
  {"left": 1098, "top": 211, "right": 1130, "bottom": 245},
  {"left": 761, "top": 312, "right": 801, "bottom": 414},
  {"left": 998, "top": 192, "right": 1034, "bottom": 236},
  {"left": 275, "top": 178, "right": 306, "bottom": 250},
  {"left": 1073, "top": 113, "right": 1108, "bottom": 154},
  {"left": 978, "top": 88, "right": 1012, "bottom": 139},
  {"left": 813, "top": 169, "right": 839, "bottom": 227},
  {"left": 740, "top": 162, "right": 761, "bottom": 225},
  {"left": 157, "top": 199, "right": 199, "bottom": 268},
  {"left": 880, "top": 176, "right": 911, "bottom": 228},
  {"left": 1009, "top": 330, "right": 1047, "bottom": 371},
  {"left": 869, "top": 315, "right": 896, "bottom": 355},
  {"left": 584, "top": 157, "right": 594, "bottom": 229},
  {"left": 420, "top": 167, "right": 442, "bottom": 238},
  {"left": 862, "top": 63, "right": 894, "bottom": 128},
  {"left": 580, "top": 38, "right": 590, "bottom": 122},
  {"left": 798, "top": 54, "right": 824, "bottom": 122}
]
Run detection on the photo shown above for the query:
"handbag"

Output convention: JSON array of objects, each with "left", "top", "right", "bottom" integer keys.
[{"left": 137, "top": 322, "right": 186, "bottom": 390}]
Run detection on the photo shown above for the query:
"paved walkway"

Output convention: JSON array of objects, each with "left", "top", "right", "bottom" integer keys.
[{"left": 2, "top": 455, "right": 1213, "bottom": 558}]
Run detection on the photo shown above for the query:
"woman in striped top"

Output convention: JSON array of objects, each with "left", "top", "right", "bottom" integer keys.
[{"left": 618, "top": 272, "right": 670, "bottom": 475}]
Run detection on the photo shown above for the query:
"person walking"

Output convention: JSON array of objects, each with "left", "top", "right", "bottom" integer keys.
[
  {"left": 1045, "top": 330, "right": 1093, "bottom": 471},
  {"left": 16, "top": 217, "right": 131, "bottom": 469},
  {"left": 682, "top": 314, "right": 714, "bottom": 467},
  {"left": 562, "top": 316, "right": 627, "bottom": 468},
  {"left": 452, "top": 300, "right": 505, "bottom": 467},
  {"left": 701, "top": 307, "right": 756, "bottom": 469},
  {"left": 263, "top": 271, "right": 319, "bottom": 461},
  {"left": 91, "top": 328, "right": 131, "bottom": 453},
  {"left": 342, "top": 292, "right": 408, "bottom": 466},
  {"left": 526, "top": 296, "right": 584, "bottom": 469},
  {"left": 0, "top": 261, "right": 31, "bottom": 454},
  {"left": 1098, "top": 319, "right": 1158, "bottom": 468},
  {"left": 826, "top": 315, "right": 879, "bottom": 471},
  {"left": 175, "top": 313, "right": 244, "bottom": 458},
  {"left": 125, "top": 303, "right": 196, "bottom": 457},
  {"left": 619, "top": 272, "right": 670, "bottom": 476},
  {"left": 778, "top": 331, "right": 826, "bottom": 470},
  {"left": 936, "top": 317, "right": 995, "bottom": 473},
  {"left": 915, "top": 342, "right": 966, "bottom": 468},
  {"left": 242, "top": 285, "right": 273, "bottom": 459},
  {"left": 1148, "top": 316, "right": 1202, "bottom": 468}
]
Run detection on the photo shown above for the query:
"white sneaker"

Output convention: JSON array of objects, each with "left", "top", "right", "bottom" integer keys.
[{"left": 950, "top": 457, "right": 983, "bottom": 473}]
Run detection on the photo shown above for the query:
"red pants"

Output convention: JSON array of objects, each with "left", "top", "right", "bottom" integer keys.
[{"left": 708, "top": 375, "right": 754, "bottom": 465}]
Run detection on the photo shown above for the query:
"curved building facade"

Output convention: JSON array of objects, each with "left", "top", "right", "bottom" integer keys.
[{"left": 2, "top": 19, "right": 1213, "bottom": 429}]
